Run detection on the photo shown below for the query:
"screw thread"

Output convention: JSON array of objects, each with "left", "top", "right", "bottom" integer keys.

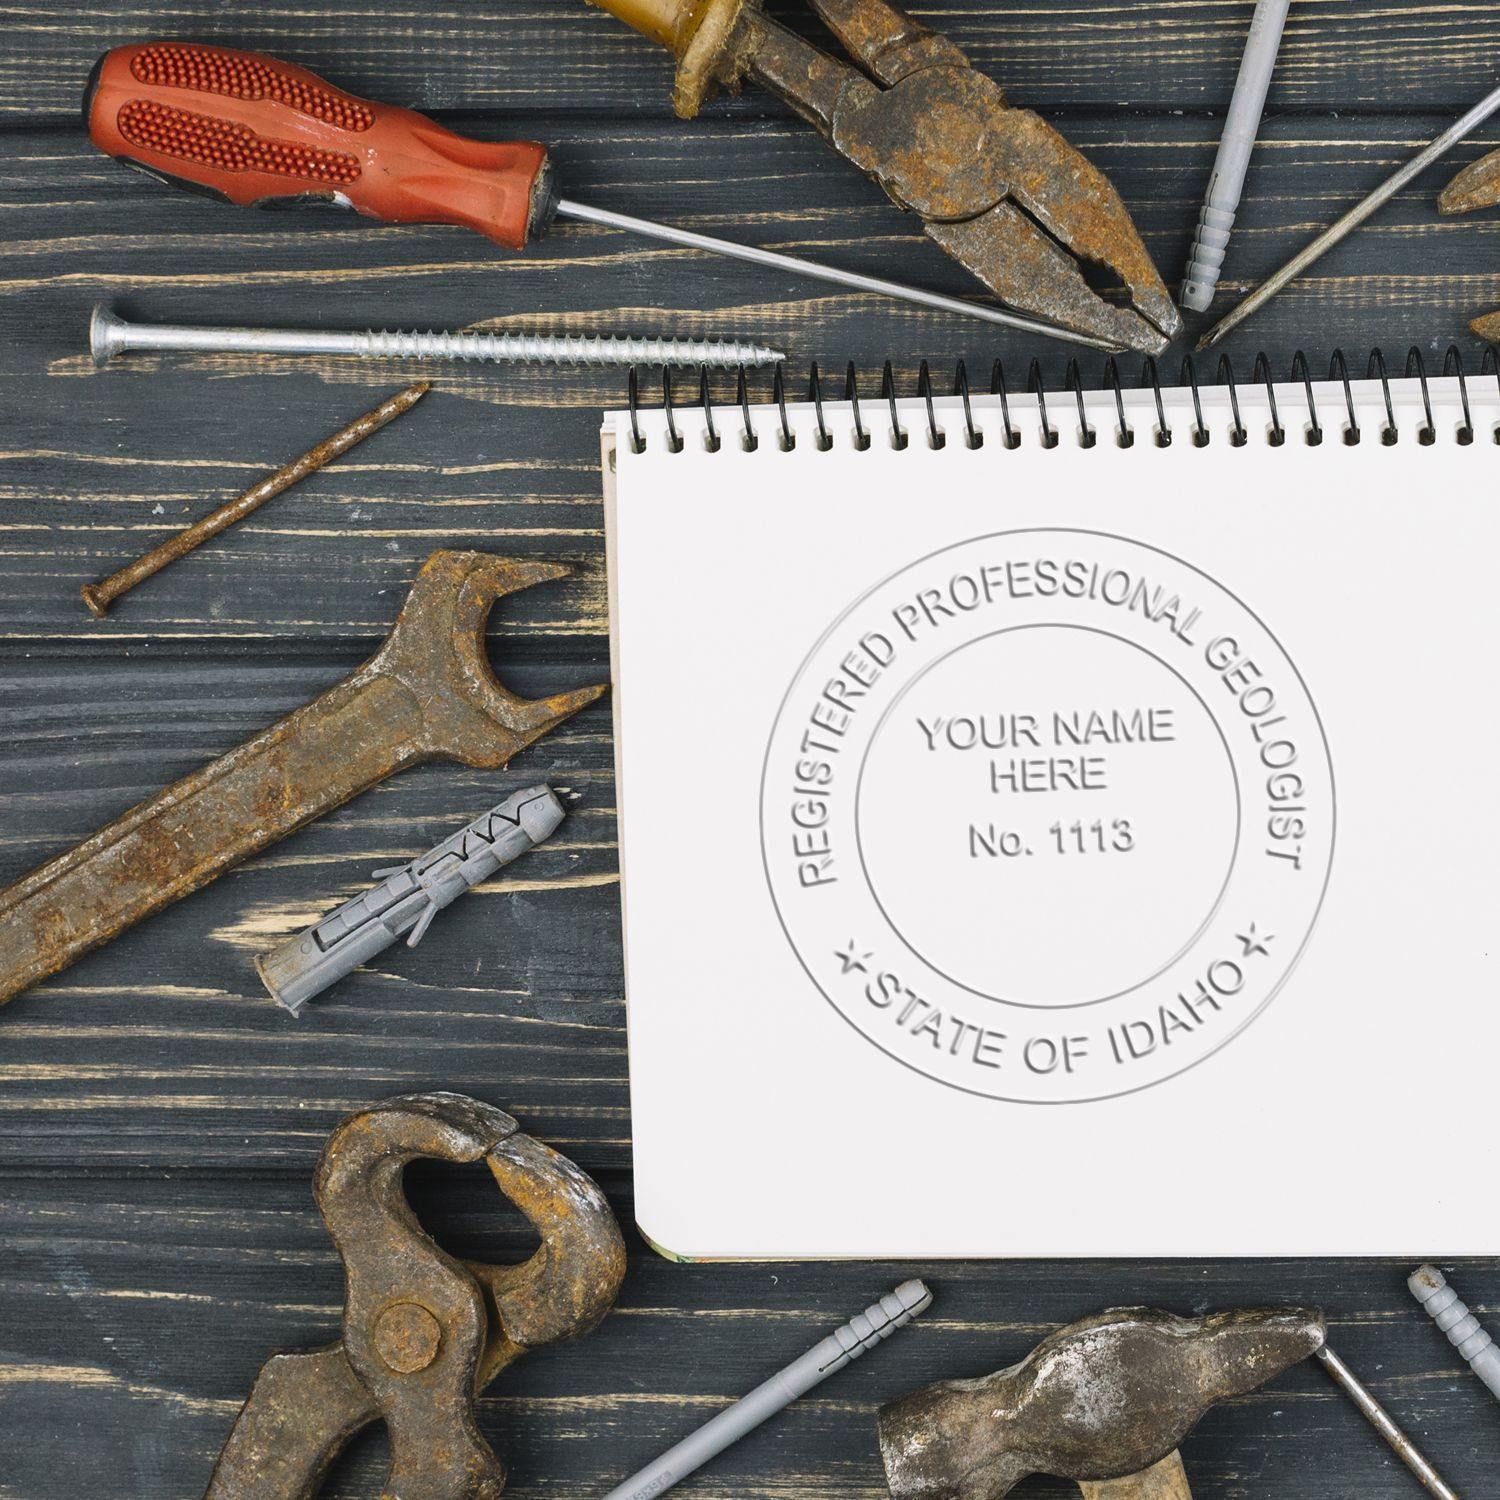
[
  {"left": 1410, "top": 1265, "right": 1500, "bottom": 1401},
  {"left": 354, "top": 328, "right": 780, "bottom": 369}
]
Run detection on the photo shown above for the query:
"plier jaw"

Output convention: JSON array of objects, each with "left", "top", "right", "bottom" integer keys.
[
  {"left": 595, "top": 0, "right": 1180, "bottom": 352},
  {"left": 202, "top": 1095, "right": 626, "bottom": 1500},
  {"left": 1439, "top": 149, "right": 1500, "bottom": 341}
]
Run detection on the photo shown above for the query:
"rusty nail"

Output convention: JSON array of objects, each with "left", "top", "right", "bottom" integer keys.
[{"left": 80, "top": 381, "right": 431, "bottom": 618}]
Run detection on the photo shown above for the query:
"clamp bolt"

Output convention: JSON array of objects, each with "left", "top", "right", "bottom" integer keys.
[{"left": 374, "top": 1302, "right": 443, "bottom": 1374}]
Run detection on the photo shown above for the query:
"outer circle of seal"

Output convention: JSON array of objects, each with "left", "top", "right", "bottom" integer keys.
[{"left": 759, "top": 529, "right": 1335, "bottom": 1105}]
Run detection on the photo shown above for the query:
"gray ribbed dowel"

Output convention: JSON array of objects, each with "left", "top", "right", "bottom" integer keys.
[
  {"left": 256, "top": 785, "right": 567, "bottom": 1016},
  {"left": 89, "top": 305, "right": 783, "bottom": 370},
  {"left": 1180, "top": 0, "right": 1291, "bottom": 312},
  {"left": 601, "top": 1280, "right": 933, "bottom": 1500},
  {"left": 1410, "top": 1264, "right": 1500, "bottom": 1404}
]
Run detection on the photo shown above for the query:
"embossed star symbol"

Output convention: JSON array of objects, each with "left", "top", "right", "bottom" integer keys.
[
  {"left": 1238, "top": 924, "right": 1274, "bottom": 959},
  {"left": 835, "top": 941, "right": 872, "bottom": 976}
]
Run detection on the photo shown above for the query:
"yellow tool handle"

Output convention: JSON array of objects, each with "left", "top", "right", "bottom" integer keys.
[
  {"left": 590, "top": 0, "right": 698, "bottom": 50},
  {"left": 588, "top": 0, "right": 753, "bottom": 113}
]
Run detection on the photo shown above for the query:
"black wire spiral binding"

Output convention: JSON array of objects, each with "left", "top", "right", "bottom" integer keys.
[{"left": 626, "top": 347, "right": 1491, "bottom": 451}]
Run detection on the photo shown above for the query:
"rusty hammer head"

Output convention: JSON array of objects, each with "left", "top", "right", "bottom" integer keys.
[
  {"left": 879, "top": 1306, "right": 1326, "bottom": 1500},
  {"left": 372, "top": 550, "right": 608, "bottom": 770}
]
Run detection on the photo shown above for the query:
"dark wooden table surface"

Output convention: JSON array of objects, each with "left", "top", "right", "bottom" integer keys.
[{"left": 1, "top": 1, "right": 1497, "bottom": 1495}]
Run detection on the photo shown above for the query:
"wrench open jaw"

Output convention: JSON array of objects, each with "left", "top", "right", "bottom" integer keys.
[
  {"left": 1439, "top": 150, "right": 1500, "bottom": 340},
  {"left": 593, "top": 0, "right": 1180, "bottom": 353},
  {"left": 0, "top": 551, "right": 605, "bottom": 1008}
]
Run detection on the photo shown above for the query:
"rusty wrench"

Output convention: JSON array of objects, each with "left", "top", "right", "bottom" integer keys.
[
  {"left": 0, "top": 552, "right": 604, "bottom": 1006},
  {"left": 204, "top": 1092, "right": 627, "bottom": 1499}
]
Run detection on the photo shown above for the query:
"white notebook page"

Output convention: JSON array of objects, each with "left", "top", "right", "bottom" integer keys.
[{"left": 604, "top": 372, "right": 1499, "bottom": 1259}]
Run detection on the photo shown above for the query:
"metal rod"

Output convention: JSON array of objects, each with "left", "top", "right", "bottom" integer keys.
[
  {"left": 80, "top": 382, "right": 430, "bottom": 618},
  {"left": 89, "top": 304, "right": 783, "bottom": 370},
  {"left": 1198, "top": 79, "right": 1500, "bottom": 349},
  {"left": 556, "top": 198, "right": 1120, "bottom": 353},
  {"left": 1314, "top": 1345, "right": 1461, "bottom": 1500}
]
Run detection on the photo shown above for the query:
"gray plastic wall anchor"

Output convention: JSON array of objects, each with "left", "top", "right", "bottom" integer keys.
[
  {"left": 1180, "top": 0, "right": 1292, "bottom": 312},
  {"left": 257, "top": 785, "right": 566, "bottom": 1016},
  {"left": 1409, "top": 1264, "right": 1500, "bottom": 1403},
  {"left": 600, "top": 1281, "right": 932, "bottom": 1500}
]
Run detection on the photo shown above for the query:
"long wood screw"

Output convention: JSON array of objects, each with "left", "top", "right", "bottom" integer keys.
[{"left": 81, "top": 382, "right": 430, "bottom": 618}]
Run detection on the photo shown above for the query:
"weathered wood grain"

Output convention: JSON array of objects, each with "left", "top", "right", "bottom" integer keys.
[
  {"left": 3, "top": 114, "right": 1500, "bottom": 654},
  {"left": 4, "top": 0, "right": 1500, "bottom": 121},
  {"left": 0, "top": 666, "right": 623, "bottom": 1167},
  {"left": 2, "top": 1, "right": 1499, "bottom": 1496},
  {"left": 3, "top": 1174, "right": 1496, "bottom": 1497}
]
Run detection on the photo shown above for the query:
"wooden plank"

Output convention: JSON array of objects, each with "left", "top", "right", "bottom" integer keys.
[
  {"left": 3, "top": 0, "right": 1500, "bottom": 121},
  {"left": 2, "top": 1175, "right": 1496, "bottom": 1496},
  {"left": 3, "top": 1, "right": 1500, "bottom": 1492},
  {"left": 2, "top": 114, "right": 1499, "bottom": 650},
  {"left": 0, "top": 664, "right": 624, "bottom": 1167}
]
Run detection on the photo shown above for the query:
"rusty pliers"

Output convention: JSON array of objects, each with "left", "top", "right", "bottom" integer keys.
[
  {"left": 1440, "top": 149, "right": 1500, "bottom": 341},
  {"left": 204, "top": 1094, "right": 627, "bottom": 1500},
  {"left": 590, "top": 0, "right": 1181, "bottom": 353}
]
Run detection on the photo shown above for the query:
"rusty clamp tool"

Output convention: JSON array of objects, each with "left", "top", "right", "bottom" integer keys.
[
  {"left": 205, "top": 1093, "right": 627, "bottom": 1499},
  {"left": 588, "top": 0, "right": 1181, "bottom": 353},
  {"left": 0, "top": 552, "right": 604, "bottom": 1007},
  {"left": 1440, "top": 149, "right": 1500, "bottom": 340}
]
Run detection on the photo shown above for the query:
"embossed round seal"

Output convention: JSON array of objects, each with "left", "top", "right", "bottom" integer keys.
[{"left": 759, "top": 530, "right": 1335, "bottom": 1103}]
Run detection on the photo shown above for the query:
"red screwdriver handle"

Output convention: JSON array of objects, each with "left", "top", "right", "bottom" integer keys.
[{"left": 86, "top": 42, "right": 556, "bottom": 250}]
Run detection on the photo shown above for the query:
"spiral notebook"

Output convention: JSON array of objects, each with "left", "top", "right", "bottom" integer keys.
[{"left": 602, "top": 357, "right": 1500, "bottom": 1260}]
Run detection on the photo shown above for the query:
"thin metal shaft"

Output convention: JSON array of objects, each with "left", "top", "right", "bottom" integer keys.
[
  {"left": 81, "top": 383, "right": 430, "bottom": 618},
  {"left": 556, "top": 199, "right": 1119, "bottom": 353},
  {"left": 89, "top": 305, "right": 782, "bottom": 370},
  {"left": 1199, "top": 79, "right": 1500, "bottom": 349},
  {"left": 1314, "top": 1345, "right": 1461, "bottom": 1500}
]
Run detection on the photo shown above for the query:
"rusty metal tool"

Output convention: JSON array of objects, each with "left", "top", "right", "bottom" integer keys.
[
  {"left": 1438, "top": 151, "right": 1500, "bottom": 339},
  {"left": 0, "top": 552, "right": 604, "bottom": 1007},
  {"left": 878, "top": 1305, "right": 1459, "bottom": 1500},
  {"left": 86, "top": 43, "right": 1095, "bottom": 349},
  {"left": 879, "top": 1308, "right": 1324, "bottom": 1500},
  {"left": 1199, "top": 80, "right": 1500, "bottom": 349},
  {"left": 586, "top": 0, "right": 1181, "bottom": 354},
  {"left": 257, "top": 784, "right": 569, "bottom": 1016},
  {"left": 81, "top": 382, "right": 430, "bottom": 618},
  {"left": 203, "top": 1092, "right": 627, "bottom": 1499}
]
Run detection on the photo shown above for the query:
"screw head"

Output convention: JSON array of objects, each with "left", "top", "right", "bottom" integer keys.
[
  {"left": 373, "top": 1302, "right": 443, "bottom": 1374},
  {"left": 90, "top": 304, "right": 127, "bottom": 368}
]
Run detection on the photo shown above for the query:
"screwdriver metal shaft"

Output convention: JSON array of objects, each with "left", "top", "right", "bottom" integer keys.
[{"left": 555, "top": 199, "right": 1119, "bottom": 351}]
